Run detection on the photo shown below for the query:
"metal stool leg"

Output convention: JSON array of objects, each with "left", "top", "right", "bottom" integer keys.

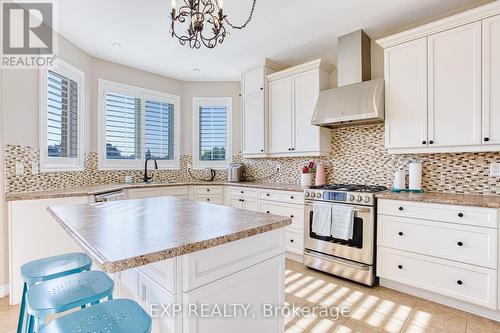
[
  {"left": 17, "top": 282, "right": 27, "bottom": 333},
  {"left": 25, "top": 314, "right": 34, "bottom": 333}
]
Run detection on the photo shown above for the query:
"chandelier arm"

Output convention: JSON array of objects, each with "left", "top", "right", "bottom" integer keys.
[{"left": 223, "top": 0, "right": 256, "bottom": 30}]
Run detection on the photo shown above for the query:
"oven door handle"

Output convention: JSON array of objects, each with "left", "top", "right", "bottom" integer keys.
[{"left": 304, "top": 250, "right": 371, "bottom": 270}]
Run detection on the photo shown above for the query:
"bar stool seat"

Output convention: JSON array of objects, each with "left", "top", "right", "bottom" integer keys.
[
  {"left": 39, "top": 299, "right": 152, "bottom": 333},
  {"left": 26, "top": 271, "right": 114, "bottom": 332},
  {"left": 18, "top": 253, "right": 92, "bottom": 333},
  {"left": 21, "top": 253, "right": 92, "bottom": 284}
]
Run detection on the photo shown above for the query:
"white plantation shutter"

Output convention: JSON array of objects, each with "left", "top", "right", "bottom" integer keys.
[
  {"left": 145, "top": 100, "right": 174, "bottom": 160},
  {"left": 105, "top": 93, "right": 141, "bottom": 160},
  {"left": 199, "top": 106, "right": 227, "bottom": 161},
  {"left": 46, "top": 70, "right": 78, "bottom": 158}
]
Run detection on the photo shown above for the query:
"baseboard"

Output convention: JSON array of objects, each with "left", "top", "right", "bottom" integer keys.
[
  {"left": 380, "top": 278, "right": 500, "bottom": 323},
  {"left": 0, "top": 283, "right": 10, "bottom": 298},
  {"left": 285, "top": 251, "right": 303, "bottom": 263}
]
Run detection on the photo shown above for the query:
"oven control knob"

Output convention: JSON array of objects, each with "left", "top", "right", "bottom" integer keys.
[
  {"left": 348, "top": 195, "right": 355, "bottom": 201},
  {"left": 356, "top": 195, "right": 363, "bottom": 202},
  {"left": 363, "top": 196, "right": 370, "bottom": 203},
  {"left": 316, "top": 193, "right": 322, "bottom": 198},
  {"left": 305, "top": 192, "right": 310, "bottom": 198}
]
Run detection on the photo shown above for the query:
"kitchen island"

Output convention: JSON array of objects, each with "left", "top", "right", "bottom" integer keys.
[{"left": 48, "top": 196, "right": 291, "bottom": 333}]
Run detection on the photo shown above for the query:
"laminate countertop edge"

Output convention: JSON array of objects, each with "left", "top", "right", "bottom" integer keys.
[{"left": 375, "top": 191, "right": 500, "bottom": 209}]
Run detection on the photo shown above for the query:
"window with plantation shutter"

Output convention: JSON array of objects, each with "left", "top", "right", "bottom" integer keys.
[
  {"left": 40, "top": 60, "right": 84, "bottom": 171},
  {"left": 98, "top": 80, "right": 180, "bottom": 170},
  {"left": 145, "top": 100, "right": 175, "bottom": 160},
  {"left": 105, "top": 93, "right": 142, "bottom": 160},
  {"left": 193, "top": 97, "right": 232, "bottom": 169}
]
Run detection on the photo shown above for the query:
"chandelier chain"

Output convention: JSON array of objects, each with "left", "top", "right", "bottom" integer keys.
[{"left": 223, "top": 0, "right": 257, "bottom": 30}]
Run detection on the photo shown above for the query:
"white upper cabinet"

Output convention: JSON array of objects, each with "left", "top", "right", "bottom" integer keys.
[
  {"left": 384, "top": 38, "right": 428, "bottom": 149},
  {"left": 378, "top": 2, "right": 500, "bottom": 154},
  {"left": 267, "top": 59, "right": 333, "bottom": 157},
  {"left": 269, "top": 77, "right": 294, "bottom": 154},
  {"left": 242, "top": 67, "right": 264, "bottom": 96},
  {"left": 483, "top": 15, "right": 500, "bottom": 145},
  {"left": 428, "top": 22, "right": 482, "bottom": 148},
  {"left": 241, "top": 93, "right": 265, "bottom": 154}
]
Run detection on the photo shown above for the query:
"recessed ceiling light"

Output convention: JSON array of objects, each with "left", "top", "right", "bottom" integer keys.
[
  {"left": 112, "top": 42, "right": 122, "bottom": 48},
  {"left": 193, "top": 68, "right": 201, "bottom": 72}
]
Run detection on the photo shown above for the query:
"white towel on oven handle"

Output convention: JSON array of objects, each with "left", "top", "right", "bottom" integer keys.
[
  {"left": 312, "top": 203, "right": 332, "bottom": 237},
  {"left": 331, "top": 205, "right": 354, "bottom": 240}
]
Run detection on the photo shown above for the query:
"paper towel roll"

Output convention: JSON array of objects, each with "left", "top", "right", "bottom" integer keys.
[
  {"left": 393, "top": 171, "right": 406, "bottom": 190},
  {"left": 409, "top": 162, "right": 422, "bottom": 191}
]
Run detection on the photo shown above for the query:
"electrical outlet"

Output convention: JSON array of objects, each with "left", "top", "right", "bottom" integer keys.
[
  {"left": 15, "top": 161, "right": 24, "bottom": 176},
  {"left": 31, "top": 162, "right": 39, "bottom": 175},
  {"left": 490, "top": 162, "right": 500, "bottom": 177}
]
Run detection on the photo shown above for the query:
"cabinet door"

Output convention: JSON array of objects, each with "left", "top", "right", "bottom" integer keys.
[
  {"left": 242, "top": 68, "right": 264, "bottom": 96},
  {"left": 120, "top": 268, "right": 138, "bottom": 302},
  {"left": 241, "top": 93, "right": 265, "bottom": 154},
  {"left": 128, "top": 188, "right": 163, "bottom": 199},
  {"left": 483, "top": 15, "right": 500, "bottom": 145},
  {"left": 269, "top": 77, "right": 293, "bottom": 154},
  {"left": 428, "top": 22, "right": 482, "bottom": 147},
  {"left": 242, "top": 198, "right": 259, "bottom": 212},
  {"left": 229, "top": 197, "right": 244, "bottom": 209},
  {"left": 183, "top": 255, "right": 284, "bottom": 333},
  {"left": 293, "top": 70, "right": 320, "bottom": 152},
  {"left": 385, "top": 38, "right": 428, "bottom": 149},
  {"left": 138, "top": 271, "right": 176, "bottom": 333}
]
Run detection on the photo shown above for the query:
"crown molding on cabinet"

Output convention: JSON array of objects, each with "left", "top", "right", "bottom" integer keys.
[
  {"left": 239, "top": 58, "right": 287, "bottom": 75},
  {"left": 266, "top": 58, "right": 335, "bottom": 82},
  {"left": 376, "top": 1, "right": 500, "bottom": 49}
]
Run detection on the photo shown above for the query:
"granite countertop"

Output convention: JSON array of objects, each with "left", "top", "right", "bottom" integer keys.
[
  {"left": 5, "top": 181, "right": 307, "bottom": 201},
  {"left": 48, "top": 197, "right": 292, "bottom": 272},
  {"left": 376, "top": 191, "right": 500, "bottom": 208}
]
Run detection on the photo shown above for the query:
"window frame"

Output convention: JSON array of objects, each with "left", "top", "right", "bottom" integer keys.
[
  {"left": 192, "top": 97, "right": 233, "bottom": 170},
  {"left": 97, "top": 79, "right": 181, "bottom": 170},
  {"left": 39, "top": 59, "right": 84, "bottom": 172}
]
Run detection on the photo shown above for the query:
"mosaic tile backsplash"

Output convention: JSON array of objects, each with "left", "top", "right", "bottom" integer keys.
[{"left": 5, "top": 124, "right": 500, "bottom": 194}]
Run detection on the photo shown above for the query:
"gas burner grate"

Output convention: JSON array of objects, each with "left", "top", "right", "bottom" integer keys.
[{"left": 311, "top": 184, "right": 388, "bottom": 193}]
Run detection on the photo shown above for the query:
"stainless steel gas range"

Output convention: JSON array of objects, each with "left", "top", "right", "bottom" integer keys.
[{"left": 303, "top": 184, "right": 387, "bottom": 286}]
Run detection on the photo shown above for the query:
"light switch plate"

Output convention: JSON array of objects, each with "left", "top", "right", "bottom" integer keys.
[
  {"left": 31, "top": 162, "right": 39, "bottom": 175},
  {"left": 490, "top": 162, "right": 500, "bottom": 177},
  {"left": 15, "top": 161, "right": 24, "bottom": 176}
]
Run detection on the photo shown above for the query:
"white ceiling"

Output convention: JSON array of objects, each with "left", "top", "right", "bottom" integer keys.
[{"left": 55, "top": 0, "right": 491, "bottom": 81}]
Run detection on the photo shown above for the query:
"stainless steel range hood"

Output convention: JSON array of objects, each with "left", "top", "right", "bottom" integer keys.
[{"left": 312, "top": 30, "right": 384, "bottom": 128}]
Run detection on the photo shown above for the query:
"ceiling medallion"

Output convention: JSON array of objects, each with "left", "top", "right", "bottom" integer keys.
[{"left": 170, "top": 0, "right": 256, "bottom": 49}]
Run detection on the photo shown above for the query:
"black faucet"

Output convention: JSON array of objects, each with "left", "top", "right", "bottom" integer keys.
[{"left": 144, "top": 156, "right": 158, "bottom": 183}]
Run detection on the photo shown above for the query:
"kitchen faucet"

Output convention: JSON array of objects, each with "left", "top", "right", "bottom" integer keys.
[{"left": 144, "top": 156, "right": 158, "bottom": 183}]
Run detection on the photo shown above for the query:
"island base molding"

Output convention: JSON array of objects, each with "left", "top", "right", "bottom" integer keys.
[{"left": 380, "top": 278, "right": 500, "bottom": 323}]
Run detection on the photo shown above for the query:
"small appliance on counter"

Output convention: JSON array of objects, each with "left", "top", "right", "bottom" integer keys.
[{"left": 227, "top": 163, "right": 244, "bottom": 182}]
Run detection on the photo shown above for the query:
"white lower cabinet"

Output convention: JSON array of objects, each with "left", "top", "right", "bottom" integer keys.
[
  {"left": 138, "top": 270, "right": 177, "bottom": 333},
  {"left": 183, "top": 255, "right": 284, "bottom": 333},
  {"left": 378, "top": 247, "right": 497, "bottom": 309},
  {"left": 377, "top": 199, "right": 499, "bottom": 311}
]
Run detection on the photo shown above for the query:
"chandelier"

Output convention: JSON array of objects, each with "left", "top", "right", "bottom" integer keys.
[{"left": 170, "top": 0, "right": 256, "bottom": 49}]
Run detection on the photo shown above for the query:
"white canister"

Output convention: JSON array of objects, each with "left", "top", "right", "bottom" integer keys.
[
  {"left": 408, "top": 162, "right": 423, "bottom": 191},
  {"left": 393, "top": 171, "right": 406, "bottom": 190},
  {"left": 300, "top": 173, "right": 314, "bottom": 187}
]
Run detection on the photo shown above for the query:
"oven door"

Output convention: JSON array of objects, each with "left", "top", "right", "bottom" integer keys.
[{"left": 304, "top": 202, "right": 374, "bottom": 265}]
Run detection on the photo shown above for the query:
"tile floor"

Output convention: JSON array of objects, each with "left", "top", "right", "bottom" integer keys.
[{"left": 1, "top": 260, "right": 500, "bottom": 333}]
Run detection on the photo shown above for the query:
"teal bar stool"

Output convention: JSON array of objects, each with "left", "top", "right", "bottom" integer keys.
[
  {"left": 25, "top": 270, "right": 114, "bottom": 333},
  {"left": 39, "top": 299, "right": 152, "bottom": 333},
  {"left": 17, "top": 253, "right": 92, "bottom": 333}
]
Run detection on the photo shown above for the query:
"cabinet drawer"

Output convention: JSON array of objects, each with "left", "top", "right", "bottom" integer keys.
[
  {"left": 229, "top": 187, "right": 258, "bottom": 198},
  {"left": 160, "top": 186, "right": 188, "bottom": 197},
  {"left": 378, "top": 215, "right": 497, "bottom": 268},
  {"left": 138, "top": 258, "right": 176, "bottom": 294},
  {"left": 377, "top": 247, "right": 497, "bottom": 309},
  {"left": 378, "top": 199, "right": 498, "bottom": 228},
  {"left": 193, "top": 195, "right": 223, "bottom": 205},
  {"left": 181, "top": 229, "right": 285, "bottom": 292},
  {"left": 259, "top": 202, "right": 304, "bottom": 231},
  {"left": 193, "top": 186, "right": 223, "bottom": 195},
  {"left": 259, "top": 189, "right": 304, "bottom": 204},
  {"left": 127, "top": 188, "right": 162, "bottom": 199},
  {"left": 285, "top": 230, "right": 304, "bottom": 255}
]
